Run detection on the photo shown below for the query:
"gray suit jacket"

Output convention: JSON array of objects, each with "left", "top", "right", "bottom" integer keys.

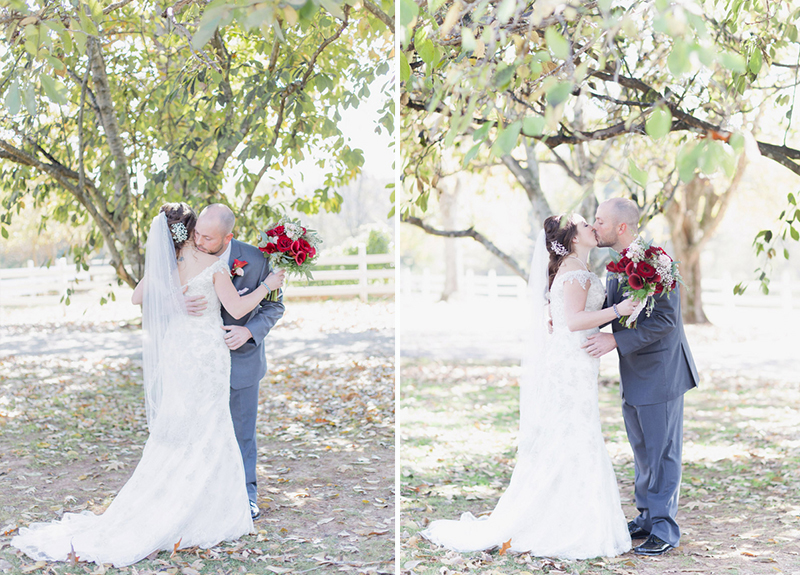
[
  {"left": 223, "top": 239, "right": 285, "bottom": 390},
  {"left": 606, "top": 275, "right": 699, "bottom": 406}
]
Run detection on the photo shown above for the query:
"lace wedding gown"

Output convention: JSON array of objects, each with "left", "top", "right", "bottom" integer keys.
[
  {"left": 421, "top": 270, "right": 631, "bottom": 559},
  {"left": 12, "top": 260, "right": 253, "bottom": 567}
]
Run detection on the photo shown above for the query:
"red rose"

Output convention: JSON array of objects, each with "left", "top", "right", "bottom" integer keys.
[
  {"left": 295, "top": 251, "right": 307, "bottom": 266},
  {"left": 645, "top": 247, "right": 655, "bottom": 258},
  {"left": 625, "top": 262, "right": 636, "bottom": 277},
  {"left": 299, "top": 239, "right": 312, "bottom": 253},
  {"left": 637, "top": 262, "right": 656, "bottom": 280},
  {"left": 628, "top": 274, "right": 645, "bottom": 290},
  {"left": 291, "top": 240, "right": 302, "bottom": 254},
  {"left": 266, "top": 229, "right": 277, "bottom": 237},
  {"left": 274, "top": 225, "right": 285, "bottom": 235},
  {"left": 606, "top": 261, "right": 618, "bottom": 273},
  {"left": 307, "top": 247, "right": 316, "bottom": 258},
  {"left": 618, "top": 255, "right": 631, "bottom": 270},
  {"left": 276, "top": 236, "right": 292, "bottom": 252},
  {"left": 655, "top": 283, "right": 664, "bottom": 294},
  {"left": 264, "top": 243, "right": 278, "bottom": 254}
]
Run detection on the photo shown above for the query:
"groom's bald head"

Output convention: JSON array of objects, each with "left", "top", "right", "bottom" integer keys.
[
  {"left": 194, "top": 204, "right": 235, "bottom": 256},
  {"left": 199, "top": 203, "right": 235, "bottom": 235}
]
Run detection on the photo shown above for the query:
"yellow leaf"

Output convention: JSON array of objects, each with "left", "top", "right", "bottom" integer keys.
[
  {"left": 21, "top": 562, "right": 46, "bottom": 573},
  {"left": 499, "top": 538, "right": 512, "bottom": 555},
  {"left": 171, "top": 537, "right": 182, "bottom": 557},
  {"left": 283, "top": 7, "right": 298, "bottom": 26},
  {"left": 440, "top": 2, "right": 461, "bottom": 37}
]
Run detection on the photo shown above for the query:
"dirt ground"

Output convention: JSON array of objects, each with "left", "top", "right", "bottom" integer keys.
[
  {"left": 399, "top": 357, "right": 800, "bottom": 575},
  {"left": 0, "top": 298, "right": 395, "bottom": 575}
]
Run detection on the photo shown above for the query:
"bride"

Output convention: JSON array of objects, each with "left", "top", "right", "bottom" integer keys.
[
  {"left": 12, "top": 203, "right": 284, "bottom": 567},
  {"left": 421, "top": 214, "right": 635, "bottom": 559}
]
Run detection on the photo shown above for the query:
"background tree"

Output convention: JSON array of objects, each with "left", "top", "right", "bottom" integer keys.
[
  {"left": 0, "top": 0, "right": 394, "bottom": 288},
  {"left": 399, "top": 0, "right": 800, "bottom": 319}
]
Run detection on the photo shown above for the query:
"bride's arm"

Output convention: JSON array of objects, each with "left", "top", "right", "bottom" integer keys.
[
  {"left": 562, "top": 279, "right": 634, "bottom": 332},
  {"left": 131, "top": 276, "right": 145, "bottom": 305},
  {"left": 212, "top": 270, "right": 284, "bottom": 319}
]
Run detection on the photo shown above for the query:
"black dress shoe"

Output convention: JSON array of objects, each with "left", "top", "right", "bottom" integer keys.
[
  {"left": 634, "top": 534, "right": 673, "bottom": 555},
  {"left": 627, "top": 520, "right": 650, "bottom": 539},
  {"left": 250, "top": 501, "right": 261, "bottom": 520}
]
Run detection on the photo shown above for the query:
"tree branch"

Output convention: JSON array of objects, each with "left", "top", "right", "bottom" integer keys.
[
  {"left": 361, "top": 0, "right": 394, "bottom": 31},
  {"left": 87, "top": 38, "right": 130, "bottom": 218},
  {"left": 401, "top": 214, "right": 527, "bottom": 278}
]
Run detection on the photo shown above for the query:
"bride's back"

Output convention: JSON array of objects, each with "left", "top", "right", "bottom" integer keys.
[{"left": 176, "top": 245, "right": 221, "bottom": 286}]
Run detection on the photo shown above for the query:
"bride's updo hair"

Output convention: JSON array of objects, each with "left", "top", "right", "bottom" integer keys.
[
  {"left": 160, "top": 202, "right": 197, "bottom": 253},
  {"left": 543, "top": 214, "right": 579, "bottom": 289}
]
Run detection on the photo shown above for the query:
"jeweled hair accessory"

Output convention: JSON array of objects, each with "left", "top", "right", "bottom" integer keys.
[
  {"left": 171, "top": 222, "right": 188, "bottom": 243},
  {"left": 550, "top": 240, "right": 569, "bottom": 257}
]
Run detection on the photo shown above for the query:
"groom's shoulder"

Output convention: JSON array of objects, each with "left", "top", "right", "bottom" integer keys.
[{"left": 234, "top": 238, "right": 265, "bottom": 259}]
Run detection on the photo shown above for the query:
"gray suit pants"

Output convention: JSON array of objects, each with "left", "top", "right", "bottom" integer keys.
[
  {"left": 622, "top": 394, "right": 684, "bottom": 547},
  {"left": 230, "top": 383, "right": 259, "bottom": 503}
]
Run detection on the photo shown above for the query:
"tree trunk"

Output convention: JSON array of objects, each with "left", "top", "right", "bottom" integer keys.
[{"left": 439, "top": 178, "right": 460, "bottom": 301}]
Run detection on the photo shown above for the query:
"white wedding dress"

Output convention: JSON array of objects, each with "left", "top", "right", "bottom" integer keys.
[
  {"left": 12, "top": 259, "right": 253, "bottom": 567},
  {"left": 421, "top": 270, "right": 631, "bottom": 559}
]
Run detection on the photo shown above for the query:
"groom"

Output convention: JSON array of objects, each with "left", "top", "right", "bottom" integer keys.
[
  {"left": 189, "top": 204, "right": 285, "bottom": 520},
  {"left": 583, "top": 197, "right": 699, "bottom": 556}
]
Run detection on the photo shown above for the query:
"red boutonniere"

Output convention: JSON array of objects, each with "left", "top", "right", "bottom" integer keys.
[{"left": 231, "top": 259, "right": 248, "bottom": 277}]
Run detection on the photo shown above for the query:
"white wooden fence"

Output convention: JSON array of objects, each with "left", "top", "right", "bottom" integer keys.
[
  {"left": 400, "top": 268, "right": 797, "bottom": 311},
  {"left": 0, "top": 245, "right": 394, "bottom": 305}
]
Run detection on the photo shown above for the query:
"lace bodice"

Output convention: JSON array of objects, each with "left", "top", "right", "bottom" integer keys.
[
  {"left": 549, "top": 270, "right": 606, "bottom": 337},
  {"left": 182, "top": 259, "right": 228, "bottom": 328}
]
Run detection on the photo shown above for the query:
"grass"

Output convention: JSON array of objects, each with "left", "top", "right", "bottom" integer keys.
[{"left": 399, "top": 358, "right": 800, "bottom": 575}]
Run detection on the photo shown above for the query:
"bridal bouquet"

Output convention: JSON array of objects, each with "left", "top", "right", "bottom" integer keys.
[
  {"left": 258, "top": 217, "right": 322, "bottom": 301},
  {"left": 606, "top": 237, "right": 682, "bottom": 328}
]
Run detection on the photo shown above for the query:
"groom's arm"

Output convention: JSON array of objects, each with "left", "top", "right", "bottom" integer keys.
[
  {"left": 613, "top": 287, "right": 680, "bottom": 356},
  {"left": 242, "top": 257, "right": 285, "bottom": 346}
]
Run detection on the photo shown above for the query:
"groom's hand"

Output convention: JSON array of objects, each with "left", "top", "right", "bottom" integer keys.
[
  {"left": 222, "top": 325, "right": 252, "bottom": 350},
  {"left": 183, "top": 286, "right": 207, "bottom": 317},
  {"left": 582, "top": 332, "right": 617, "bottom": 358}
]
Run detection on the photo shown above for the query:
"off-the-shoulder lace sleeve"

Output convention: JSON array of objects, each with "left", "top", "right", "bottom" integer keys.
[
  {"left": 209, "top": 259, "right": 229, "bottom": 276},
  {"left": 552, "top": 269, "right": 597, "bottom": 290}
]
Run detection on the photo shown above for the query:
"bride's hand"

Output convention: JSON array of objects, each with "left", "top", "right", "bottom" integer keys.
[
  {"left": 616, "top": 298, "right": 636, "bottom": 316},
  {"left": 264, "top": 269, "right": 286, "bottom": 291}
]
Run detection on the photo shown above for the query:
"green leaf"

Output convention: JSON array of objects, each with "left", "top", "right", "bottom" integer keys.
[
  {"left": 428, "top": 0, "right": 447, "bottom": 14},
  {"left": 496, "top": 0, "right": 516, "bottom": 24},
  {"left": 545, "top": 81, "right": 572, "bottom": 106},
  {"left": 748, "top": 47, "right": 762, "bottom": 75},
  {"left": 461, "top": 27, "right": 476, "bottom": 52},
  {"left": 40, "top": 74, "right": 68, "bottom": 105},
  {"left": 492, "top": 121, "right": 521, "bottom": 157},
  {"left": 788, "top": 192, "right": 796, "bottom": 206},
  {"left": 628, "top": 159, "right": 649, "bottom": 188},
  {"left": 192, "top": 7, "right": 225, "bottom": 50},
  {"left": 719, "top": 51, "right": 746, "bottom": 73},
  {"left": 0, "top": 227, "right": 7, "bottom": 239},
  {"left": 667, "top": 41, "right": 690, "bottom": 76},
  {"left": 418, "top": 39, "right": 435, "bottom": 66},
  {"left": 4, "top": 79, "right": 20, "bottom": 115},
  {"left": 493, "top": 63, "right": 516, "bottom": 89},
  {"left": 522, "top": 116, "right": 545, "bottom": 137},
  {"left": 399, "top": 0, "right": 419, "bottom": 27},
  {"left": 677, "top": 142, "right": 700, "bottom": 182},
  {"left": 78, "top": 12, "right": 99, "bottom": 36},
  {"left": 400, "top": 51, "right": 411, "bottom": 81},
  {"left": 545, "top": 26, "right": 569, "bottom": 60},
  {"left": 728, "top": 132, "right": 745, "bottom": 152},
  {"left": 791, "top": 226, "right": 799, "bottom": 241},
  {"left": 472, "top": 121, "right": 493, "bottom": 142},
  {"left": 319, "top": 0, "right": 345, "bottom": 20},
  {"left": 462, "top": 142, "right": 482, "bottom": 167},
  {"left": 645, "top": 105, "right": 672, "bottom": 140},
  {"left": 23, "top": 84, "right": 36, "bottom": 115}
]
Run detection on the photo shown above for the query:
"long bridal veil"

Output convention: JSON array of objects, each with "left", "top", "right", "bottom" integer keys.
[
  {"left": 519, "top": 229, "right": 549, "bottom": 452},
  {"left": 141, "top": 213, "right": 186, "bottom": 429}
]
